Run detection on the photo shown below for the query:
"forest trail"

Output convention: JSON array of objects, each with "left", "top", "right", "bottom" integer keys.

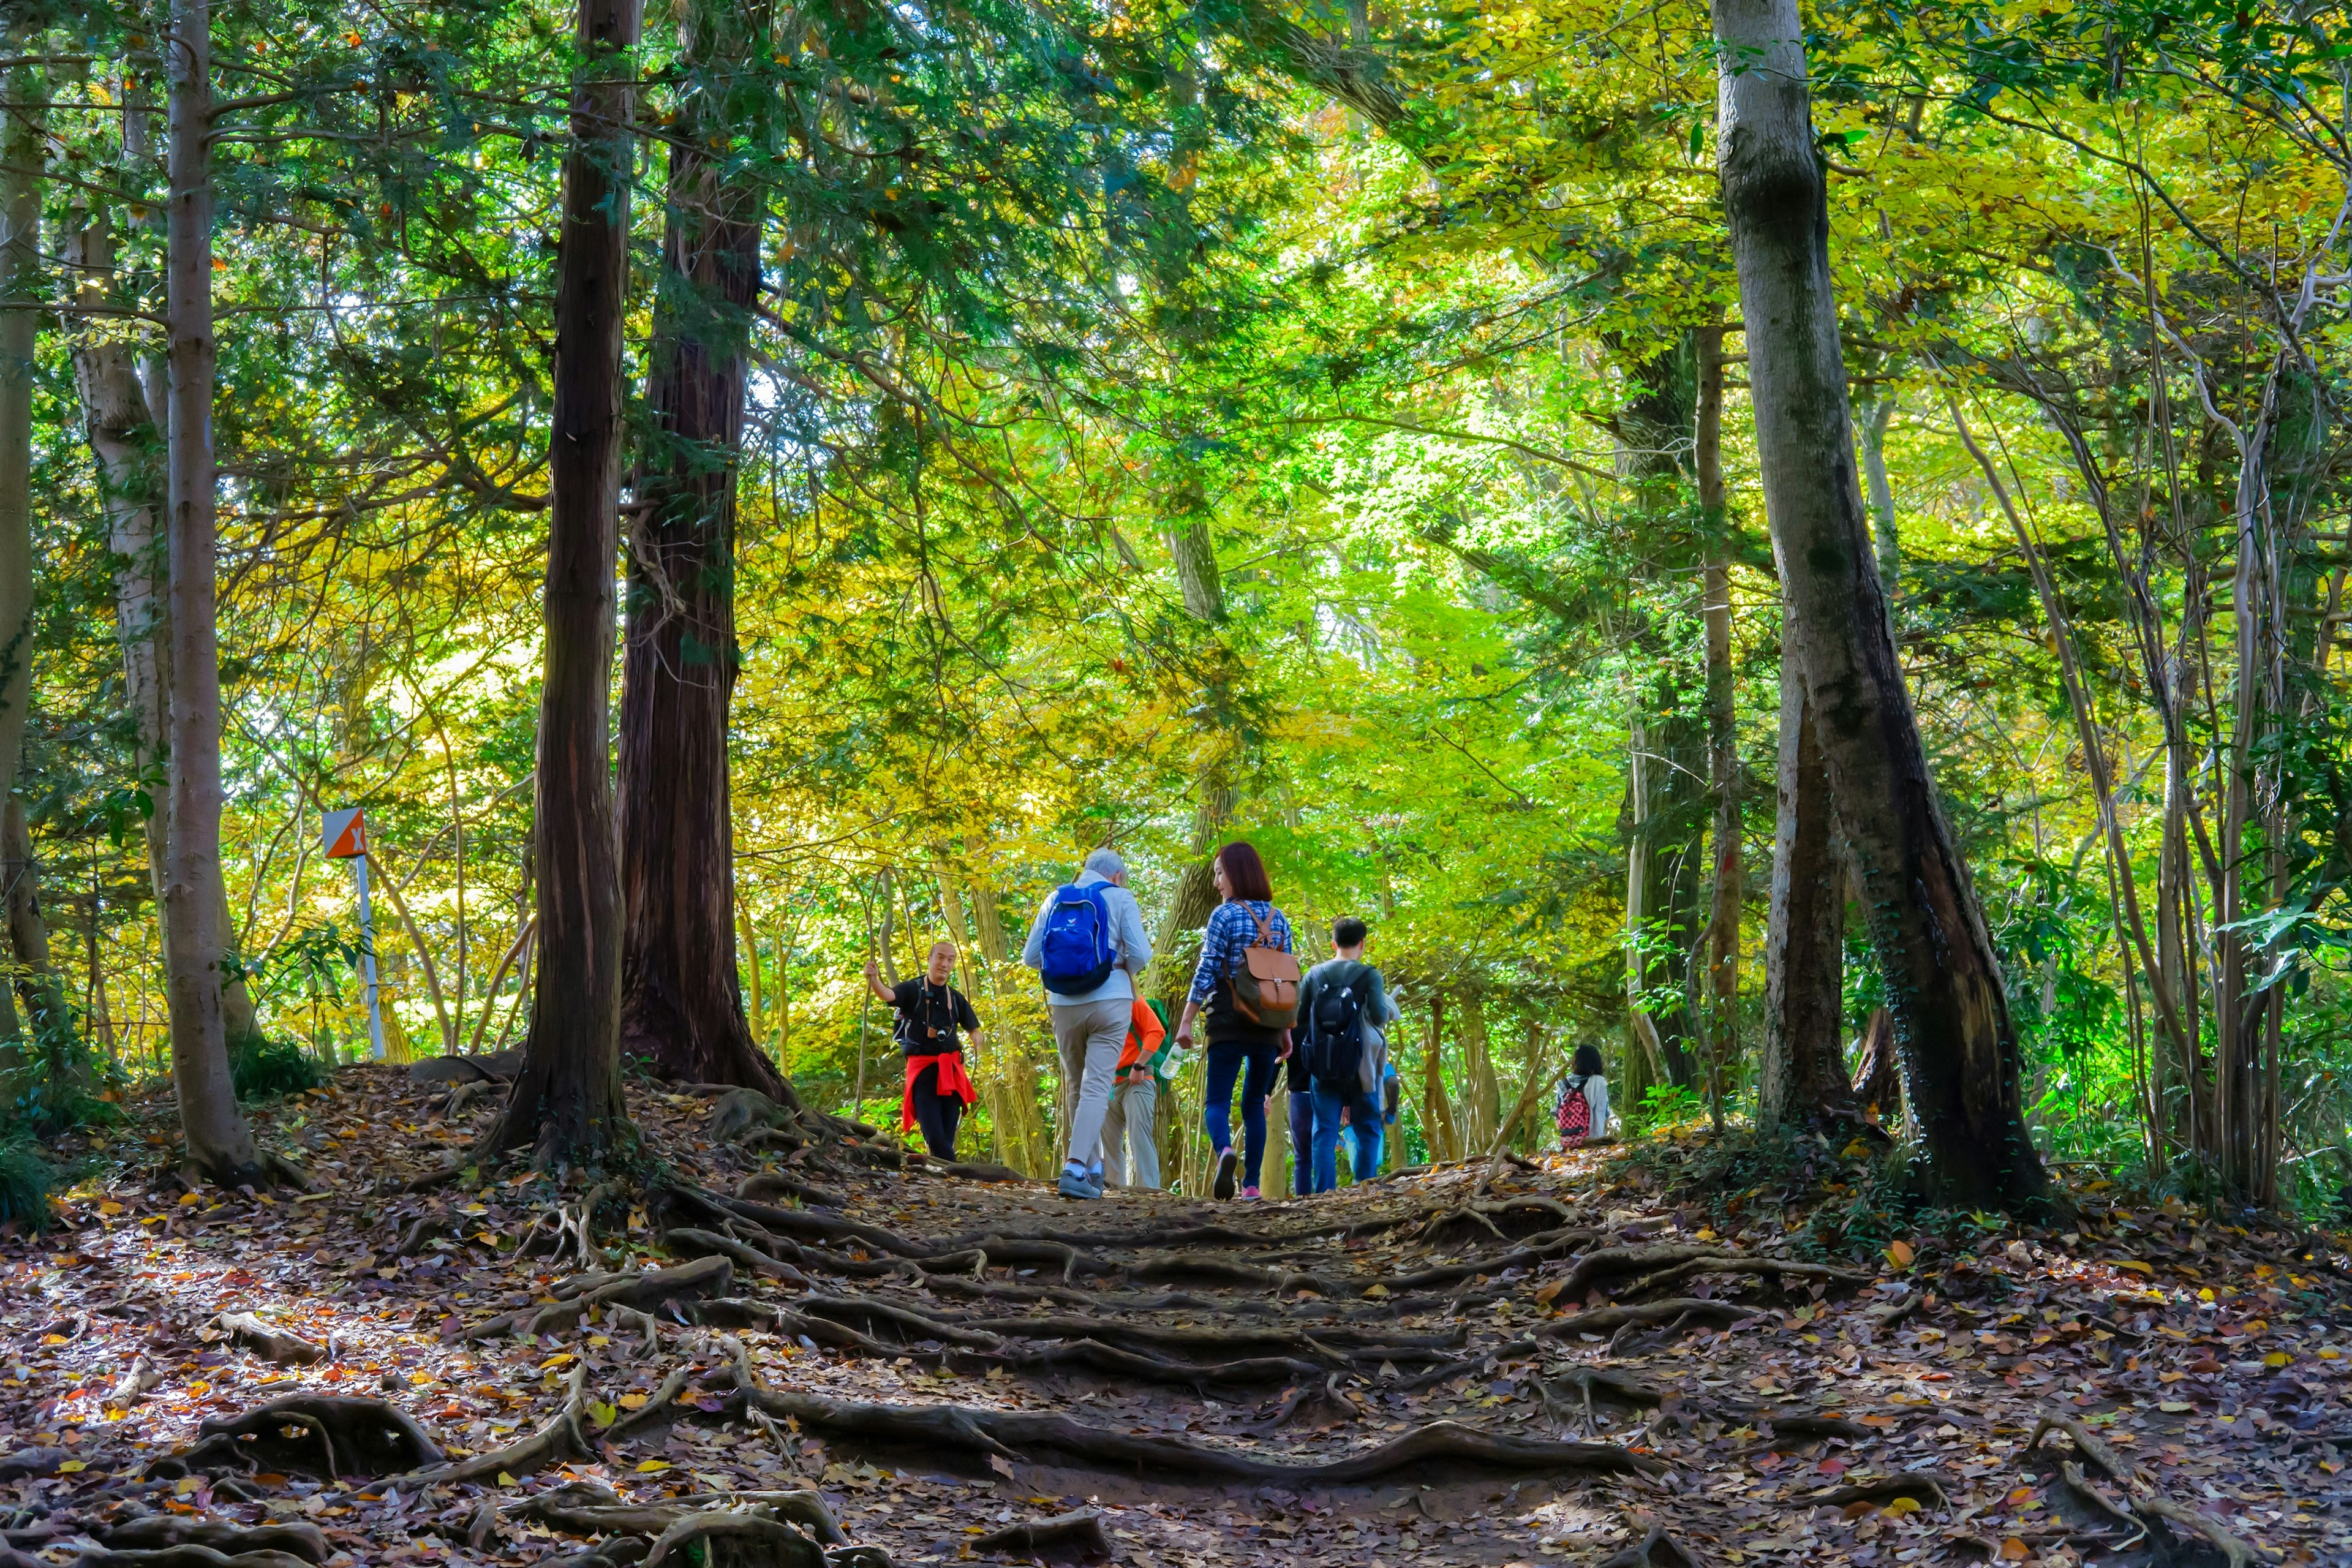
[{"left": 1, "top": 1066, "right": 2345, "bottom": 1568}]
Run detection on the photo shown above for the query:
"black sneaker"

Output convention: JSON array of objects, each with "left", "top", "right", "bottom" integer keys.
[{"left": 1212, "top": 1147, "right": 1239, "bottom": 1202}]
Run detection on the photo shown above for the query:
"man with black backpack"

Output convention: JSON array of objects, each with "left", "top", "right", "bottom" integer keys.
[
  {"left": 1020, "top": 848, "right": 1153, "bottom": 1200},
  {"left": 1294, "top": 917, "right": 1398, "bottom": 1194}
]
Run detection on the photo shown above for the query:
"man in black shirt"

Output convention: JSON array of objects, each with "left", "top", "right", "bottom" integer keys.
[{"left": 865, "top": 940, "right": 986, "bottom": 1159}]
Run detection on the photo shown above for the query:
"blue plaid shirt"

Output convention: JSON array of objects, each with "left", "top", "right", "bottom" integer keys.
[{"left": 1187, "top": 901, "right": 1294, "bottom": 1005}]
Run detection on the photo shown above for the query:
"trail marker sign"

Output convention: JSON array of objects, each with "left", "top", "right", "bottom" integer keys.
[
  {"left": 322, "top": 805, "right": 386, "bottom": 1060},
  {"left": 323, "top": 807, "right": 367, "bottom": 859}
]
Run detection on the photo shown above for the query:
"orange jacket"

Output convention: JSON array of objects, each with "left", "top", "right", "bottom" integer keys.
[{"left": 1113, "top": 997, "right": 1168, "bottom": 1088}]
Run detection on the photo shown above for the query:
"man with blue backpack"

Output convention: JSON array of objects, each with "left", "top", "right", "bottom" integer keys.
[
  {"left": 1294, "top": 917, "right": 1398, "bottom": 1194},
  {"left": 1020, "top": 848, "right": 1154, "bottom": 1199}
]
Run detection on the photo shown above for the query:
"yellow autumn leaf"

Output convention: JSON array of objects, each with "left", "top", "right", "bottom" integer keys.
[
  {"left": 1885, "top": 1239, "right": 1915, "bottom": 1268},
  {"left": 2116, "top": 1260, "right": 2154, "bottom": 1276},
  {"left": 635, "top": 1460, "right": 671, "bottom": 1474},
  {"left": 618, "top": 1393, "right": 650, "bottom": 1409},
  {"left": 57, "top": 1460, "right": 86, "bottom": 1474},
  {"left": 2263, "top": 1351, "right": 2289, "bottom": 1368},
  {"left": 589, "top": 1401, "right": 619, "bottom": 1427},
  {"left": 1363, "top": 1284, "right": 1389, "bottom": 1298},
  {"left": 98, "top": 1201, "right": 124, "bottom": 1216},
  {"left": 1882, "top": 1496, "right": 1919, "bottom": 1515}
]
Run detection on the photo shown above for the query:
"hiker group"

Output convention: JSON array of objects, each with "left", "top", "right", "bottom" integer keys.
[{"left": 869, "top": 840, "right": 1605, "bottom": 1200}]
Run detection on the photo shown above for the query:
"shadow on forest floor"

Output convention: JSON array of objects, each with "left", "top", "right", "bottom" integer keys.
[{"left": 0, "top": 1063, "right": 2343, "bottom": 1567}]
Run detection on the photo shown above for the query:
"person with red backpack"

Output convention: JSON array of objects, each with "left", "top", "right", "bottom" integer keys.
[
  {"left": 1556, "top": 1044, "right": 1610, "bottom": 1150},
  {"left": 1021, "top": 848, "right": 1153, "bottom": 1200},
  {"left": 1171, "top": 842, "right": 1299, "bottom": 1200}
]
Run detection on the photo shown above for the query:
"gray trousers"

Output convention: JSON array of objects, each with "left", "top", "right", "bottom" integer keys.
[
  {"left": 1052, "top": 996, "right": 1130, "bottom": 1170},
  {"left": 1101, "top": 1079, "right": 1160, "bottom": 1189}
]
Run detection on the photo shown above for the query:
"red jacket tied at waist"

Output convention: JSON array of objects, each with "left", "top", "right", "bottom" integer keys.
[{"left": 902, "top": 1052, "right": 978, "bottom": 1133}]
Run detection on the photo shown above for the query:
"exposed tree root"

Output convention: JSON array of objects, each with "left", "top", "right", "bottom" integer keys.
[
  {"left": 968, "top": 1510, "right": 1112, "bottom": 1563},
  {"left": 513, "top": 1480, "right": 847, "bottom": 1547},
  {"left": 1556, "top": 1244, "right": 1868, "bottom": 1302},
  {"left": 932, "top": 1308, "right": 1458, "bottom": 1359},
  {"left": 2027, "top": 1412, "right": 2260, "bottom": 1568},
  {"left": 76, "top": 1548, "right": 315, "bottom": 1568},
  {"left": 398, "top": 1364, "right": 590, "bottom": 1487},
  {"left": 1409, "top": 1197, "right": 1585, "bottom": 1246},
  {"left": 718, "top": 1187, "right": 927, "bottom": 1257},
  {"left": 666, "top": 1229, "right": 818, "bottom": 1289},
  {"left": 1396, "top": 1298, "right": 1751, "bottom": 1390},
  {"left": 922, "top": 1159, "right": 1031, "bottom": 1185},
  {"left": 100, "top": 1519, "right": 329, "bottom": 1562},
  {"left": 168, "top": 1396, "right": 446, "bottom": 1480},
  {"left": 641, "top": 1510, "right": 823, "bottom": 1568},
  {"left": 1378, "top": 1227, "right": 1601, "bottom": 1297},
  {"left": 1251, "top": 1375, "right": 1362, "bottom": 1433},
  {"left": 1594, "top": 1520, "right": 1699, "bottom": 1568},
  {"left": 713, "top": 1352, "right": 1661, "bottom": 1483},
  {"left": 212, "top": 1312, "right": 325, "bottom": 1366},
  {"left": 469, "top": 1256, "right": 734, "bottom": 1339}
]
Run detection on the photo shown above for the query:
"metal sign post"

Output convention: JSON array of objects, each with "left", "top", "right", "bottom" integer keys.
[{"left": 323, "top": 807, "right": 386, "bottom": 1061}]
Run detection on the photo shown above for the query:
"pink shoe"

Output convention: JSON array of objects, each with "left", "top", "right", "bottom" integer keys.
[{"left": 1240, "top": 1185, "right": 1262, "bottom": 1200}]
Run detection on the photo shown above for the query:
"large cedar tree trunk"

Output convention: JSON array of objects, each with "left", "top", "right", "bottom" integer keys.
[
  {"left": 162, "top": 0, "right": 263, "bottom": 1185},
  {"left": 615, "top": 0, "right": 789, "bottom": 1103},
  {"left": 1713, "top": 0, "right": 2047, "bottom": 1208},
  {"left": 483, "top": 0, "right": 643, "bottom": 1166}
]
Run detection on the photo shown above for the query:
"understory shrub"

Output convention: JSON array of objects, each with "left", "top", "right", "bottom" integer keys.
[
  {"left": 231, "top": 1031, "right": 330, "bottom": 1100},
  {"left": 0, "top": 1135, "right": 57, "bottom": 1232}
]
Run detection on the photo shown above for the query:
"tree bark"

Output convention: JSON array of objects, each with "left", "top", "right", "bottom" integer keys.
[
  {"left": 0, "top": 46, "right": 67, "bottom": 1078},
  {"left": 1713, "top": 0, "right": 2048, "bottom": 1209},
  {"left": 0, "top": 38, "right": 37, "bottom": 824},
  {"left": 1696, "top": 323, "right": 1740, "bottom": 1131},
  {"left": 482, "top": 0, "right": 644, "bottom": 1166},
  {"left": 1757, "top": 675, "right": 1858, "bottom": 1131},
  {"left": 611, "top": 0, "right": 785, "bottom": 1104},
  {"left": 2, "top": 798, "right": 71, "bottom": 1057},
  {"left": 1858, "top": 393, "right": 1899, "bottom": 592},
  {"left": 162, "top": 0, "right": 263, "bottom": 1186},
  {"left": 616, "top": 0, "right": 788, "bottom": 1102}
]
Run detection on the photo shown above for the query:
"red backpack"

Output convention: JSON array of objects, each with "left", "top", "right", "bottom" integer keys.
[{"left": 1556, "top": 1076, "right": 1593, "bottom": 1146}]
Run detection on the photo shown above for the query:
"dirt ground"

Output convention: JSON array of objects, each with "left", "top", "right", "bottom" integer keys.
[{"left": 1, "top": 1062, "right": 2345, "bottom": 1567}]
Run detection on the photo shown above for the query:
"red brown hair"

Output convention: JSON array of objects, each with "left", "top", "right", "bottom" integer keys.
[{"left": 1214, "top": 841, "right": 1274, "bottom": 903}]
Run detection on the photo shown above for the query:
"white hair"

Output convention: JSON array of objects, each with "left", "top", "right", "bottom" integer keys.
[{"left": 1082, "top": 848, "right": 1128, "bottom": 880}]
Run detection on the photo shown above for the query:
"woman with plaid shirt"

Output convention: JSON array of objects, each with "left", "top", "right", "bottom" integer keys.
[{"left": 1170, "top": 842, "right": 1295, "bottom": 1200}]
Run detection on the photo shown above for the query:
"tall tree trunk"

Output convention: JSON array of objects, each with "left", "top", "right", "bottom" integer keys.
[
  {"left": 482, "top": 0, "right": 644, "bottom": 1166},
  {"left": 1858, "top": 393, "right": 1899, "bottom": 592},
  {"left": 161, "top": 0, "right": 263, "bottom": 1185},
  {"left": 1713, "top": 0, "right": 2048, "bottom": 1210},
  {"left": 1697, "top": 322, "right": 1740, "bottom": 1130},
  {"left": 1757, "top": 674, "right": 1858, "bottom": 1131},
  {"left": 615, "top": 0, "right": 790, "bottom": 1104},
  {"left": 1618, "top": 340, "right": 1704, "bottom": 1091},
  {"left": 0, "top": 39, "right": 36, "bottom": 823},
  {"left": 0, "top": 44, "right": 66, "bottom": 1079},
  {"left": 1457, "top": 993, "right": 1502, "bottom": 1152},
  {"left": 69, "top": 209, "right": 266, "bottom": 1056},
  {"left": 2, "top": 799, "right": 71, "bottom": 1060}
]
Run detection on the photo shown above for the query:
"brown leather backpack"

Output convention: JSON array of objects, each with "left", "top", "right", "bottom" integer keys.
[{"left": 1231, "top": 909, "right": 1302, "bottom": 1027}]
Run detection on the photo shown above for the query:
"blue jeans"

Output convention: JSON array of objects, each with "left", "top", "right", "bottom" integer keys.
[
  {"left": 1288, "top": 1090, "right": 1316, "bottom": 1196},
  {"left": 1310, "top": 1081, "right": 1382, "bottom": 1193},
  {"left": 1203, "top": 1040, "right": 1283, "bottom": 1189}
]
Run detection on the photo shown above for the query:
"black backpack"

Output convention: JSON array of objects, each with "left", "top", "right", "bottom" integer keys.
[{"left": 1303, "top": 974, "right": 1366, "bottom": 1085}]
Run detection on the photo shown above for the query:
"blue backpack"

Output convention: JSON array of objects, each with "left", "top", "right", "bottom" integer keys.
[{"left": 1038, "top": 883, "right": 1116, "bottom": 995}]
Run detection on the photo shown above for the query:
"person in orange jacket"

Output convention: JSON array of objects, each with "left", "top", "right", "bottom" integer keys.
[{"left": 1101, "top": 997, "right": 1172, "bottom": 1189}]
